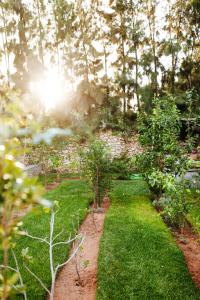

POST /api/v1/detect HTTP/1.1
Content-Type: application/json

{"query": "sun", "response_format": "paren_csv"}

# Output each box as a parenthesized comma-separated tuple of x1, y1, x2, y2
(29, 69, 69, 111)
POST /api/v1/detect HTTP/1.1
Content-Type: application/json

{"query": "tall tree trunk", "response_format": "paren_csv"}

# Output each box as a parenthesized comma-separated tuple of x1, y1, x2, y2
(1, 6, 10, 86)
(121, 21, 126, 120)
(134, 46, 140, 110)
(36, 0, 44, 65)
(147, 0, 158, 96)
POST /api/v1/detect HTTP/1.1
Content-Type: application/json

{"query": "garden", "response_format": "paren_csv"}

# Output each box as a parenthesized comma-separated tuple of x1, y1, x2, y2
(0, 0, 200, 299)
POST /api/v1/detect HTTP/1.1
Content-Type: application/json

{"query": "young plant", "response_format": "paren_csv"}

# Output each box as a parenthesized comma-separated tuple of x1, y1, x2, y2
(0, 90, 46, 299)
(154, 179, 191, 228)
(21, 203, 84, 300)
(79, 139, 111, 207)
(110, 152, 136, 180)
(49, 153, 63, 180)
(137, 96, 189, 195)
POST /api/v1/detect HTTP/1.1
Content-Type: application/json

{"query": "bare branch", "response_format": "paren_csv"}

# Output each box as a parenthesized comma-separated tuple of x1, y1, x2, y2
(0, 265, 18, 273)
(53, 229, 64, 242)
(53, 233, 83, 248)
(11, 249, 27, 300)
(24, 232, 49, 245)
(55, 235, 85, 274)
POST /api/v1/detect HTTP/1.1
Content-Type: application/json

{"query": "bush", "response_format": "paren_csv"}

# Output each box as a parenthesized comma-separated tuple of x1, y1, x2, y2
(79, 139, 111, 207)
(153, 179, 191, 227)
(110, 152, 136, 180)
(137, 96, 189, 195)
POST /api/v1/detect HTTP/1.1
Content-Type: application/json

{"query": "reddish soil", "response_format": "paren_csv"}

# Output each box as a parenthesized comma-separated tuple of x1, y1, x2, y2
(52, 197, 110, 300)
(173, 227, 200, 289)
(46, 182, 60, 190)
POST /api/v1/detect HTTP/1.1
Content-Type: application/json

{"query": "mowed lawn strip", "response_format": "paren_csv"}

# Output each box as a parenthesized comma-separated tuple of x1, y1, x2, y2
(97, 180, 200, 300)
(11, 179, 92, 300)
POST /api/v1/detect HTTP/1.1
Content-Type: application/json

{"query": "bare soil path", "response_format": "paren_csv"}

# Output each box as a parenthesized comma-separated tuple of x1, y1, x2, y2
(173, 227, 200, 289)
(52, 197, 110, 300)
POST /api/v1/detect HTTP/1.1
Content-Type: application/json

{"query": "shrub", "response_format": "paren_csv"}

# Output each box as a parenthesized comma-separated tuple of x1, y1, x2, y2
(79, 139, 111, 207)
(110, 152, 136, 180)
(153, 179, 191, 227)
(137, 96, 189, 195)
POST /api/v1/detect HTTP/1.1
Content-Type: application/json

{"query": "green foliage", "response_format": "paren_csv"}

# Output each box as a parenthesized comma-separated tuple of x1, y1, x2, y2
(0, 90, 46, 299)
(79, 139, 111, 206)
(185, 188, 200, 235)
(0, 87, 72, 299)
(110, 152, 136, 180)
(49, 153, 63, 172)
(137, 96, 193, 227)
(138, 97, 180, 158)
(153, 179, 191, 227)
(137, 96, 189, 193)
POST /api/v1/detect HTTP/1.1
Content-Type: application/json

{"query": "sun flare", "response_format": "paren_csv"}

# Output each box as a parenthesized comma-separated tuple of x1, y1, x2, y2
(30, 70, 69, 111)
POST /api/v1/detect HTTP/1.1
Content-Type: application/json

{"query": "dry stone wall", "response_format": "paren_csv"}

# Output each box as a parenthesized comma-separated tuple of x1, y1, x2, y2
(99, 131, 142, 158)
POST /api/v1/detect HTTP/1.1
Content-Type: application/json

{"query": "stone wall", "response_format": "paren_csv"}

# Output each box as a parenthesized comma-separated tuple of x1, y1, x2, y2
(23, 164, 42, 176)
(99, 131, 142, 158)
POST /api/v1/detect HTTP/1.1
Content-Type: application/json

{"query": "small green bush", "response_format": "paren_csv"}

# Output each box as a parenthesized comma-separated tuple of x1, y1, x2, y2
(137, 96, 189, 195)
(79, 139, 111, 207)
(110, 152, 136, 180)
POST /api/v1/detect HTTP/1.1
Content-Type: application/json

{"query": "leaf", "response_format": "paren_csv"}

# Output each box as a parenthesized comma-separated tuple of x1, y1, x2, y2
(43, 207, 51, 214)
(32, 128, 72, 144)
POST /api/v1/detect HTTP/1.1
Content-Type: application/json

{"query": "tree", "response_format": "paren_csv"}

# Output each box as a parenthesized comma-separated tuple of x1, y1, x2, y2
(79, 139, 110, 207)
(137, 96, 189, 194)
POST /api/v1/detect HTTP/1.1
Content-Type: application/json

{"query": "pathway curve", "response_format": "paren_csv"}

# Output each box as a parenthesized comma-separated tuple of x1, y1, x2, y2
(52, 197, 110, 300)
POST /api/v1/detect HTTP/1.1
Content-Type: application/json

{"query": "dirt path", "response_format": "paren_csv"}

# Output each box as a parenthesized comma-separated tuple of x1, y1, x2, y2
(173, 228, 200, 289)
(52, 197, 110, 300)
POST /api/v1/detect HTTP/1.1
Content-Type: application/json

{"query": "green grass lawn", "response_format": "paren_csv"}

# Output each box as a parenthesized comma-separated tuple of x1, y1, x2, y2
(97, 180, 200, 300)
(10, 179, 92, 299)
(38, 172, 80, 185)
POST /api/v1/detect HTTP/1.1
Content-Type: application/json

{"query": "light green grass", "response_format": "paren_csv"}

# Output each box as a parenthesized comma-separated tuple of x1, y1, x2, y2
(38, 172, 80, 184)
(97, 180, 200, 300)
(10, 179, 92, 299)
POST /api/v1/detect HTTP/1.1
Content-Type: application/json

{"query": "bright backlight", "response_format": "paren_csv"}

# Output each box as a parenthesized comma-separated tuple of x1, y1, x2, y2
(30, 70, 68, 111)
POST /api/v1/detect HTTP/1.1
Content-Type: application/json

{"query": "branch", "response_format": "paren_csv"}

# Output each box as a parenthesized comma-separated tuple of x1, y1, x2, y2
(53, 229, 64, 242)
(0, 265, 18, 273)
(12, 249, 27, 300)
(55, 235, 85, 274)
(53, 233, 83, 248)
(24, 232, 49, 245)
(23, 264, 50, 296)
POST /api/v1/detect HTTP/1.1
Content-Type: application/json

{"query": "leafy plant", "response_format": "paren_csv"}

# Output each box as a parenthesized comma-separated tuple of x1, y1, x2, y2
(153, 180, 191, 227)
(137, 96, 189, 195)
(0, 88, 71, 299)
(0, 90, 46, 299)
(79, 139, 111, 207)
(49, 153, 63, 180)
(110, 152, 136, 180)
